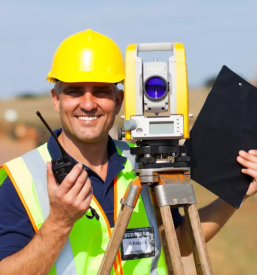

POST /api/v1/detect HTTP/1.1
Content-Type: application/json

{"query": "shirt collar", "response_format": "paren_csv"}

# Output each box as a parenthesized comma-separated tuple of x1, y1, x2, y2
(47, 128, 127, 167)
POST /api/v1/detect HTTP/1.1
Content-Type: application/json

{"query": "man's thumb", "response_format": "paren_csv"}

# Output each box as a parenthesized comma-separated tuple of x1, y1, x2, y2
(46, 162, 57, 189)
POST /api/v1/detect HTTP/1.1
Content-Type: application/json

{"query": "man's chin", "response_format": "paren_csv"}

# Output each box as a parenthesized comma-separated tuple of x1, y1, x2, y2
(75, 133, 106, 144)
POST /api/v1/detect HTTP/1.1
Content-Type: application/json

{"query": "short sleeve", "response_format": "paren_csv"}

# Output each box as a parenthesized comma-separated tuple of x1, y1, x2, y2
(0, 176, 35, 261)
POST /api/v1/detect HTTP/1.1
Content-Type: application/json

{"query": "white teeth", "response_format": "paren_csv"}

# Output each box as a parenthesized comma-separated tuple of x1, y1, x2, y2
(77, 116, 99, 121)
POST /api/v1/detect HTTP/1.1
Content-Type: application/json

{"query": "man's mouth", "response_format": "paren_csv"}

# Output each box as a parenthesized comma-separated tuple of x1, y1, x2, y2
(76, 115, 102, 121)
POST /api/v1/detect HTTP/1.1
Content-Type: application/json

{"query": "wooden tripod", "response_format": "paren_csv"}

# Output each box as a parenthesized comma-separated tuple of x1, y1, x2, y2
(98, 168, 213, 275)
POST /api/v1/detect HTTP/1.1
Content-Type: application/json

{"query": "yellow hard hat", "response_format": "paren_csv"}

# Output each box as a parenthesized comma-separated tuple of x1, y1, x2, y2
(47, 29, 124, 83)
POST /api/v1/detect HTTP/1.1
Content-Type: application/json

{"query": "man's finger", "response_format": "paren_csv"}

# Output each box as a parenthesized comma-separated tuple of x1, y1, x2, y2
(46, 162, 58, 192)
(76, 177, 93, 203)
(242, 168, 257, 179)
(238, 151, 257, 164)
(79, 191, 93, 212)
(60, 163, 84, 193)
(67, 169, 88, 197)
(237, 156, 257, 171)
(249, 150, 257, 157)
(239, 150, 257, 161)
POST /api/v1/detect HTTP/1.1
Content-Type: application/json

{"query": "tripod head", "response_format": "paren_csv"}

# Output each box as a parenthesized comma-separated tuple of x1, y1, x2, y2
(131, 139, 190, 169)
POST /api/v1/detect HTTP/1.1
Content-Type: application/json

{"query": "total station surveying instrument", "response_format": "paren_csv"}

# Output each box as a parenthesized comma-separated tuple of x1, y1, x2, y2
(98, 43, 213, 275)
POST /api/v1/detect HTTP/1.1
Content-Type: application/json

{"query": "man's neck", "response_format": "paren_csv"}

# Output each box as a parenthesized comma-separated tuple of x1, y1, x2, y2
(58, 130, 109, 181)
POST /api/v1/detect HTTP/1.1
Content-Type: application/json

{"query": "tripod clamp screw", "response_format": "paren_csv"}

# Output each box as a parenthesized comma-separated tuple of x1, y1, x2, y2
(120, 198, 126, 205)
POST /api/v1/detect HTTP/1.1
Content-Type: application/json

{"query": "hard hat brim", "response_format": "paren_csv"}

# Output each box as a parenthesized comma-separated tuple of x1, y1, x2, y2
(46, 73, 124, 84)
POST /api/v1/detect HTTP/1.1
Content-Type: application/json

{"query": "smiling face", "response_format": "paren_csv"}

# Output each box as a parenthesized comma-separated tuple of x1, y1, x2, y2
(51, 82, 124, 143)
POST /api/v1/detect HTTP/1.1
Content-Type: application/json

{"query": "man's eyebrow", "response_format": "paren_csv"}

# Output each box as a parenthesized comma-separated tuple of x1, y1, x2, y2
(63, 86, 83, 92)
(93, 86, 112, 90)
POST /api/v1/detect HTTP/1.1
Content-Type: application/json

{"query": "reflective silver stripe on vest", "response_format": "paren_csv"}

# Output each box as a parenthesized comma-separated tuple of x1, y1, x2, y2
(141, 186, 161, 275)
(114, 140, 138, 169)
(55, 239, 77, 275)
(114, 140, 160, 275)
(22, 150, 50, 220)
(21, 149, 77, 275)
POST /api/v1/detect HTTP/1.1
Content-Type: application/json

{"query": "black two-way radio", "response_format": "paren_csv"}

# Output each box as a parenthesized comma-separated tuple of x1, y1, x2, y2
(36, 111, 99, 221)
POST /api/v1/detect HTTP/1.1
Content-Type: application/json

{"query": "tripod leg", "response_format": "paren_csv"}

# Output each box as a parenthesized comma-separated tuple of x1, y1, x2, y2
(98, 177, 142, 275)
(149, 186, 174, 275)
(184, 204, 213, 275)
(159, 205, 185, 275)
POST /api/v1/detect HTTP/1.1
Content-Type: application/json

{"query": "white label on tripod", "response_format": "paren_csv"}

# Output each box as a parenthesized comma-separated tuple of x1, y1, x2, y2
(120, 227, 155, 261)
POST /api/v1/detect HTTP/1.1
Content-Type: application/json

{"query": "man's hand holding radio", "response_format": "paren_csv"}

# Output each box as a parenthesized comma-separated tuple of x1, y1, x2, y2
(46, 162, 93, 231)
(0, 163, 93, 275)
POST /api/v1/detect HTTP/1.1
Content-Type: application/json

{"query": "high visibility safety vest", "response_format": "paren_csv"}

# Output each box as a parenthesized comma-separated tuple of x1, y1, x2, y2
(0, 140, 167, 275)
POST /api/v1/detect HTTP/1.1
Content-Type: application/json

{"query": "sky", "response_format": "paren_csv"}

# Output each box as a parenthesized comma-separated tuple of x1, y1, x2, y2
(0, 0, 257, 98)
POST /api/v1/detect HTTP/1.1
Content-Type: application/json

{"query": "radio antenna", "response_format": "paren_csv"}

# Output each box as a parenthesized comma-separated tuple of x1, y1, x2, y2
(36, 111, 67, 158)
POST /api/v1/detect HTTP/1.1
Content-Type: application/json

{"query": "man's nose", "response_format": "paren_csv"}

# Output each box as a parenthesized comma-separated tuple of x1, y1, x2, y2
(80, 92, 97, 111)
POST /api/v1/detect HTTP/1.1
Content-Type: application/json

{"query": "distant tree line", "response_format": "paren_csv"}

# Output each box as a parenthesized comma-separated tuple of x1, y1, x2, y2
(16, 91, 49, 99)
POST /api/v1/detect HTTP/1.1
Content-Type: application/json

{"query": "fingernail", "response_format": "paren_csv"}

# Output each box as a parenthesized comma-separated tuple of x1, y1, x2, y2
(249, 150, 255, 154)
(239, 151, 245, 156)
(78, 163, 83, 169)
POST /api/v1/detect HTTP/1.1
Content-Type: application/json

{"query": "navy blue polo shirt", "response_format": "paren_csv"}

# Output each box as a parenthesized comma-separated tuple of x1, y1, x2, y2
(0, 129, 183, 261)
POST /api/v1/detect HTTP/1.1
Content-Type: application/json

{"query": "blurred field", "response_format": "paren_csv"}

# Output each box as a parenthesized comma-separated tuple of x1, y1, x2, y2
(1, 88, 257, 274)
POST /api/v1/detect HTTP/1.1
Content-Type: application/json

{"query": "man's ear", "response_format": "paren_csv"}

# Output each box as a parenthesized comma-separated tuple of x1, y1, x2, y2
(115, 90, 124, 115)
(51, 89, 60, 113)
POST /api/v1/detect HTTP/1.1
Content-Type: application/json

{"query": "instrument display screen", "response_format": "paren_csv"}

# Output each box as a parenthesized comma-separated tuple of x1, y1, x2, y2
(149, 121, 174, 135)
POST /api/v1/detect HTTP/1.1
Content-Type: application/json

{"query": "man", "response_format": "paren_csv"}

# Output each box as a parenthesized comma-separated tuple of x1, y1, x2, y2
(0, 29, 257, 275)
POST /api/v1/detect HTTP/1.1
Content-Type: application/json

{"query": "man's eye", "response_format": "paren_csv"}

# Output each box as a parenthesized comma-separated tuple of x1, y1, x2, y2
(95, 90, 109, 94)
(66, 90, 82, 95)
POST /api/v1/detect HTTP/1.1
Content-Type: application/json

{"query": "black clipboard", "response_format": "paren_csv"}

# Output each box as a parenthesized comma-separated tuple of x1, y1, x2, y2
(185, 65, 257, 208)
